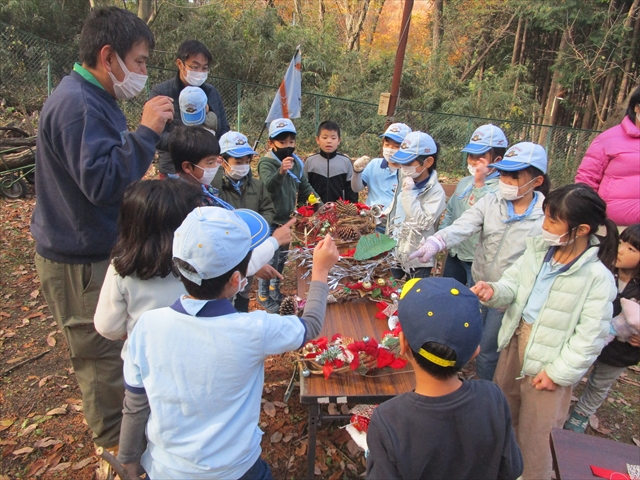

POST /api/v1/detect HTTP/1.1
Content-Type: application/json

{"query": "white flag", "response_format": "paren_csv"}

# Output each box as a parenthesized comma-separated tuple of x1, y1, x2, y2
(265, 47, 302, 124)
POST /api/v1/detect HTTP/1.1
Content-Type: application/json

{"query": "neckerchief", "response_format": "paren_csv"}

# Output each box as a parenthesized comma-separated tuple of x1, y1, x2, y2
(458, 169, 500, 199)
(502, 191, 539, 224)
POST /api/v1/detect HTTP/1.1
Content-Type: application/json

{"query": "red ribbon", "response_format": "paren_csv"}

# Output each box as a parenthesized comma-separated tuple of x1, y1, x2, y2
(590, 465, 630, 480)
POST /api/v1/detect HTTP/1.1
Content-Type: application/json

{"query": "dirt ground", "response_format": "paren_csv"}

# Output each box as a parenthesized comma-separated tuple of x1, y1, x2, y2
(1, 183, 639, 479)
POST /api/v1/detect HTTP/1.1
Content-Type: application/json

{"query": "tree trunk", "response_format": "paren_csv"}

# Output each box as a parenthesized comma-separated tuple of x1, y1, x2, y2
(432, 0, 444, 53)
(366, 0, 386, 46)
(538, 30, 568, 143)
(137, 0, 153, 23)
(319, 0, 325, 25)
(538, 31, 559, 124)
(581, 88, 595, 129)
(293, 0, 303, 24)
(345, 0, 371, 51)
(511, 15, 523, 66)
(0, 149, 35, 172)
(615, 1, 640, 106)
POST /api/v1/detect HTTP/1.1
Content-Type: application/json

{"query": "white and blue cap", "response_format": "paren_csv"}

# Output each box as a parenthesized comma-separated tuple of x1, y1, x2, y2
(219, 131, 257, 158)
(268, 118, 297, 138)
(390, 131, 438, 164)
(492, 142, 548, 174)
(380, 123, 412, 144)
(461, 124, 508, 154)
(179, 86, 208, 126)
(173, 207, 269, 285)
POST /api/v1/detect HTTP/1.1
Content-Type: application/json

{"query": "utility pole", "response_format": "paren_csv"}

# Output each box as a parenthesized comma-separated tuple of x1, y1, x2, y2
(384, 0, 414, 127)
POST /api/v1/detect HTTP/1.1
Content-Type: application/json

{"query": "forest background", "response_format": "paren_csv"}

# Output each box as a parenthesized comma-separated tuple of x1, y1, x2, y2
(0, 0, 639, 181)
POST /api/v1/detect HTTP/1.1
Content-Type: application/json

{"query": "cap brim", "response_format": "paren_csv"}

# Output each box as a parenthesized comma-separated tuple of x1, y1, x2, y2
(491, 160, 532, 171)
(269, 127, 297, 138)
(181, 109, 206, 126)
(380, 133, 405, 144)
(224, 146, 257, 157)
(461, 143, 492, 154)
(234, 209, 270, 250)
(390, 150, 417, 164)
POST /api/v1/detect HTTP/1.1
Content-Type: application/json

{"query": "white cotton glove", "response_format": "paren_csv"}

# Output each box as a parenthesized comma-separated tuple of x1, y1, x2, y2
(408, 235, 447, 263)
(401, 176, 415, 193)
(353, 156, 371, 173)
(204, 111, 218, 132)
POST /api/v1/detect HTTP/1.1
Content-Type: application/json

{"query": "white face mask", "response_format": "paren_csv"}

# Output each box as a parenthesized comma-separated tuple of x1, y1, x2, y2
(401, 165, 422, 179)
(185, 69, 208, 87)
(498, 177, 536, 201)
(541, 226, 574, 247)
(236, 274, 249, 295)
(192, 164, 218, 185)
(467, 165, 477, 176)
(107, 53, 148, 100)
(383, 147, 398, 162)
(227, 164, 251, 180)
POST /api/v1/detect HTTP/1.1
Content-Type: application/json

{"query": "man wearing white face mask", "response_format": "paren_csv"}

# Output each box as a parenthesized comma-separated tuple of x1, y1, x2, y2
(150, 40, 230, 178)
(31, 7, 174, 453)
(212, 131, 276, 312)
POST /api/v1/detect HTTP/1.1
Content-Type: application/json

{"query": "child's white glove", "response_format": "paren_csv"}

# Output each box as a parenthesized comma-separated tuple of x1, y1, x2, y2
(353, 156, 371, 173)
(401, 176, 415, 192)
(408, 235, 446, 263)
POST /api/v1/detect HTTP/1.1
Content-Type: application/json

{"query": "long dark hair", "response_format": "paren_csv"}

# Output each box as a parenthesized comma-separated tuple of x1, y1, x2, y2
(111, 179, 201, 280)
(543, 183, 618, 269)
(625, 85, 640, 124)
(618, 224, 640, 282)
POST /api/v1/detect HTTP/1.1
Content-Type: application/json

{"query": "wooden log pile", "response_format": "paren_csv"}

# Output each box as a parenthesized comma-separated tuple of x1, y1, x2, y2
(0, 127, 35, 172)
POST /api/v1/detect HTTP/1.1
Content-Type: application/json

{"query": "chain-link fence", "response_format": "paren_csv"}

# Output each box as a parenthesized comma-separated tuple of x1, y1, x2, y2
(1, 22, 601, 186)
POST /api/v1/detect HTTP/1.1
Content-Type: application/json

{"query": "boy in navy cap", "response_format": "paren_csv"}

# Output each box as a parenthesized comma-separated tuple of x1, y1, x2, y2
(118, 207, 339, 479)
(366, 277, 523, 480)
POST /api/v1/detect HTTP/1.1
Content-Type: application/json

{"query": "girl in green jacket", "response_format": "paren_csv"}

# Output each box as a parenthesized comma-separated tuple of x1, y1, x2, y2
(471, 183, 618, 480)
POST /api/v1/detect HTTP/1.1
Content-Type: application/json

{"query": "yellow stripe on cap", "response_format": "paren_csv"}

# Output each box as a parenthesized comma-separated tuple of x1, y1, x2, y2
(400, 278, 421, 299)
(418, 348, 455, 367)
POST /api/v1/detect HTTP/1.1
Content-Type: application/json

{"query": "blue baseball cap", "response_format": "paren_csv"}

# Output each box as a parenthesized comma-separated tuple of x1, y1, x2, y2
(398, 277, 482, 369)
(219, 131, 257, 158)
(173, 207, 269, 284)
(390, 131, 438, 164)
(269, 118, 297, 138)
(492, 142, 548, 174)
(380, 123, 412, 144)
(461, 124, 508, 154)
(179, 87, 208, 126)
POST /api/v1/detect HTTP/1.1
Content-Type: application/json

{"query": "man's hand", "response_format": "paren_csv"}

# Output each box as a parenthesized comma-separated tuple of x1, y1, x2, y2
(470, 281, 495, 302)
(254, 264, 284, 281)
(531, 370, 557, 391)
(272, 218, 296, 246)
(353, 156, 371, 173)
(140, 96, 174, 135)
(279, 158, 294, 175)
(311, 234, 339, 282)
(407, 236, 446, 263)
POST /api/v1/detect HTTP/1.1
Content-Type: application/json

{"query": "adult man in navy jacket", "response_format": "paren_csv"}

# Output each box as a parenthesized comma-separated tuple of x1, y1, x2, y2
(31, 7, 173, 450)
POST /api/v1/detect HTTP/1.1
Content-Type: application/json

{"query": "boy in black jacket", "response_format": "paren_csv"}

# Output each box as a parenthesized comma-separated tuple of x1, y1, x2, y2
(304, 121, 358, 203)
(366, 278, 523, 480)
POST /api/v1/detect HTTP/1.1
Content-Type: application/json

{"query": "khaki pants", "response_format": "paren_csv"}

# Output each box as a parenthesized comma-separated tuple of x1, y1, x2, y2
(494, 321, 572, 480)
(35, 253, 124, 448)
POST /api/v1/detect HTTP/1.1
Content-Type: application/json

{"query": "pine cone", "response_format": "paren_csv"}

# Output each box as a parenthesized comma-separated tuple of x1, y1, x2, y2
(335, 200, 358, 217)
(279, 296, 299, 316)
(336, 225, 361, 242)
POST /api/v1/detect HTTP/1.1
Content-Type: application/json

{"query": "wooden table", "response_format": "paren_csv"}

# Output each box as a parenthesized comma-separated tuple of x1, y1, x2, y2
(297, 267, 415, 479)
(550, 427, 640, 479)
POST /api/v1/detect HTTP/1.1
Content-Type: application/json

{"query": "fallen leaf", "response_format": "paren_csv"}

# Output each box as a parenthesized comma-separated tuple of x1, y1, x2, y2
(589, 415, 599, 430)
(47, 452, 63, 467)
(2, 445, 15, 458)
(295, 443, 307, 456)
(30, 289, 39, 299)
(0, 440, 16, 446)
(329, 470, 343, 480)
(340, 404, 350, 415)
(26, 458, 47, 476)
(0, 419, 14, 432)
(328, 403, 339, 415)
(46, 335, 56, 347)
(63, 434, 74, 444)
(595, 426, 612, 435)
(48, 462, 71, 472)
(347, 439, 360, 457)
(314, 465, 321, 476)
(19, 424, 37, 436)
(0, 312, 10, 317)
(46, 404, 68, 416)
(38, 375, 53, 388)
(72, 456, 96, 470)
(263, 401, 276, 418)
(270, 431, 283, 443)
(6, 356, 26, 364)
(34, 437, 62, 448)
(283, 434, 294, 443)
(633, 437, 640, 447)
(12, 446, 34, 455)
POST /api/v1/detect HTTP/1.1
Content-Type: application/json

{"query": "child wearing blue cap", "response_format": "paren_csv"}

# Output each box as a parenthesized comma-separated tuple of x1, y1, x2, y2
(117, 208, 339, 479)
(471, 184, 618, 479)
(257, 118, 320, 313)
(212, 131, 276, 311)
(304, 121, 359, 203)
(366, 277, 523, 480)
(410, 142, 550, 381)
(439, 124, 508, 286)
(351, 123, 411, 232)
(385, 131, 446, 279)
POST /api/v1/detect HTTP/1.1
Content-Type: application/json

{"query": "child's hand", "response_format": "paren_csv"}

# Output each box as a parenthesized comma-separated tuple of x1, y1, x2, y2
(408, 236, 446, 263)
(474, 156, 491, 187)
(470, 281, 494, 302)
(272, 218, 296, 246)
(312, 234, 339, 282)
(254, 264, 284, 281)
(402, 176, 415, 192)
(628, 334, 640, 347)
(531, 370, 557, 391)
(353, 156, 371, 173)
(279, 158, 294, 175)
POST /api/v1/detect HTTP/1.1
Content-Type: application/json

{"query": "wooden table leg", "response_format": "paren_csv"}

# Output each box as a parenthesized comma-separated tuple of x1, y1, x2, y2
(307, 403, 320, 480)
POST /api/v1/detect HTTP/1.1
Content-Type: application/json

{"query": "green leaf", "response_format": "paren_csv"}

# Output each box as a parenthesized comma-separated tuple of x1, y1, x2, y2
(353, 233, 397, 261)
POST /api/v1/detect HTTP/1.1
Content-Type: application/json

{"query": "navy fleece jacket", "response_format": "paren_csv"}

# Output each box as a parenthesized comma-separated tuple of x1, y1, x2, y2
(31, 70, 159, 264)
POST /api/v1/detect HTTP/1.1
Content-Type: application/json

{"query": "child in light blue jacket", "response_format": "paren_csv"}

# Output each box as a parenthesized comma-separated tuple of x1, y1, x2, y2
(471, 183, 618, 480)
